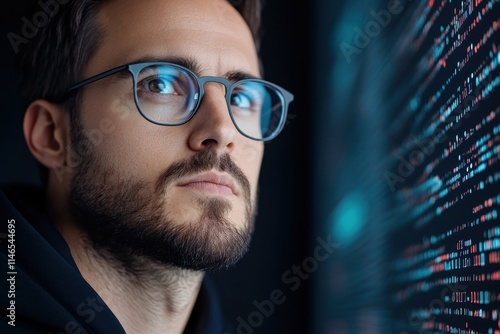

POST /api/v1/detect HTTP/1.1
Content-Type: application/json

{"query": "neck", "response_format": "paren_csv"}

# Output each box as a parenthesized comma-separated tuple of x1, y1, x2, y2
(55, 217, 203, 334)
(78, 241, 203, 334)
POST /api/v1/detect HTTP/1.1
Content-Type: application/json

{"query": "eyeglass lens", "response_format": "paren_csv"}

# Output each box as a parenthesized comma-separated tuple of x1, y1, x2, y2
(134, 64, 285, 140)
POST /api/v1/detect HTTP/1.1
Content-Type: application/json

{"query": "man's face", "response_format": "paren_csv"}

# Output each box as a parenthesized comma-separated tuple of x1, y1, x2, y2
(68, 0, 264, 270)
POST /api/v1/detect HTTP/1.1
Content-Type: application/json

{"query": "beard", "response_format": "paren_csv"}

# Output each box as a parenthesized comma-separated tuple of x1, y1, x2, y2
(68, 117, 256, 272)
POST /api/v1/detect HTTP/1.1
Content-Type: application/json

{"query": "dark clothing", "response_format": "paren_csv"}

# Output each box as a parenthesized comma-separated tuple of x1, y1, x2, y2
(0, 185, 227, 334)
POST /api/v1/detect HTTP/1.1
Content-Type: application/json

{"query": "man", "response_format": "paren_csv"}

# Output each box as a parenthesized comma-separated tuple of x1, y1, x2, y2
(0, 0, 293, 333)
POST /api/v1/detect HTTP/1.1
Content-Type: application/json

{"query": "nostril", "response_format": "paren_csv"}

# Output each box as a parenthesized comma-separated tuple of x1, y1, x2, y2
(202, 138, 218, 147)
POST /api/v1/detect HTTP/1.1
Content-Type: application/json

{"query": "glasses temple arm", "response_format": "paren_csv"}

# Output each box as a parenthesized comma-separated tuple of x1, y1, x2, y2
(57, 65, 129, 102)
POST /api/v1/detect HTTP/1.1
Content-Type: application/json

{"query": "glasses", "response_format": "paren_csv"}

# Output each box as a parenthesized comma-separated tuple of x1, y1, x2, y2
(62, 62, 294, 141)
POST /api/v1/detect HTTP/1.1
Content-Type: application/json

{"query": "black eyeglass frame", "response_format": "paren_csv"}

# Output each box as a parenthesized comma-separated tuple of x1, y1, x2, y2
(62, 62, 294, 141)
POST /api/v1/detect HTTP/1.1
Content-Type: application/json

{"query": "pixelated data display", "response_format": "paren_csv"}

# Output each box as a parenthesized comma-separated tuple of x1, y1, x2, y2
(388, 0, 500, 333)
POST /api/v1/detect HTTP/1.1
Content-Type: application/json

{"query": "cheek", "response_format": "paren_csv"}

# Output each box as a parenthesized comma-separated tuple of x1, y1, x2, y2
(78, 95, 188, 180)
(235, 142, 264, 190)
(104, 127, 188, 179)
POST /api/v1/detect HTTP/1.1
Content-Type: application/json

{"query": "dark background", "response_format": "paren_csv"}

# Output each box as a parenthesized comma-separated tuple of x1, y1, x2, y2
(0, 1, 313, 333)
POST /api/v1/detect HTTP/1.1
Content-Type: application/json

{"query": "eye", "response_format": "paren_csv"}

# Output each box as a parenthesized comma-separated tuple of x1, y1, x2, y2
(231, 91, 253, 109)
(144, 76, 177, 95)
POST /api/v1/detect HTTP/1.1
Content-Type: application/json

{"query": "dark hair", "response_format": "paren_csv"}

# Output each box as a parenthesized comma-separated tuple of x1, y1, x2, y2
(15, 0, 261, 185)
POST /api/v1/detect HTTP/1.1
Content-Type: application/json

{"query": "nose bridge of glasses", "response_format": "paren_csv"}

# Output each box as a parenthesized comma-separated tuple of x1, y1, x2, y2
(198, 76, 231, 97)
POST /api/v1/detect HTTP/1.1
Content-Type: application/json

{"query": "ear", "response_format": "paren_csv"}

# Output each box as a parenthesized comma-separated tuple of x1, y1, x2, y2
(23, 100, 69, 169)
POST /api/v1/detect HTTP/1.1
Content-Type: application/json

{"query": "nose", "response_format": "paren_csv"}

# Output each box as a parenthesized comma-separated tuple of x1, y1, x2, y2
(186, 82, 238, 153)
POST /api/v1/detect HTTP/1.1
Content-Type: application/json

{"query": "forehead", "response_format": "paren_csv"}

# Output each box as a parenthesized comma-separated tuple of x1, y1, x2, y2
(85, 0, 260, 78)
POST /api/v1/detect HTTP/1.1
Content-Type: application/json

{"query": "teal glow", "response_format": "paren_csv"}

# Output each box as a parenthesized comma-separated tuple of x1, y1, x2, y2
(330, 192, 367, 244)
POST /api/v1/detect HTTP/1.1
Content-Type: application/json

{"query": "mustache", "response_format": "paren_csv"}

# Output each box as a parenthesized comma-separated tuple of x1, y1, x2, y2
(156, 149, 251, 200)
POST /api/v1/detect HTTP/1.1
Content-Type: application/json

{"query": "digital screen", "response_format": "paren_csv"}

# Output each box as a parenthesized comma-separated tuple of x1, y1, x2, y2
(312, 0, 499, 333)
(386, 0, 500, 332)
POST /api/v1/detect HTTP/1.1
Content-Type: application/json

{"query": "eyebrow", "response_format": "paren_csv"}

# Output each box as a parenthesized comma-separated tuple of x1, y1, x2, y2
(127, 55, 260, 81)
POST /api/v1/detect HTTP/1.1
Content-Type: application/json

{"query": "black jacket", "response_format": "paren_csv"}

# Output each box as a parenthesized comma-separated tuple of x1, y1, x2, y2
(0, 185, 227, 334)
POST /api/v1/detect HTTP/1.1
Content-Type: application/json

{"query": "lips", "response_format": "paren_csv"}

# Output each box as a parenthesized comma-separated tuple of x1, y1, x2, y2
(177, 172, 238, 196)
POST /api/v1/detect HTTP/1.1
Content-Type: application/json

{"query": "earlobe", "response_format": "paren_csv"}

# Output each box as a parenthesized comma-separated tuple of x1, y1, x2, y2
(23, 100, 69, 169)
